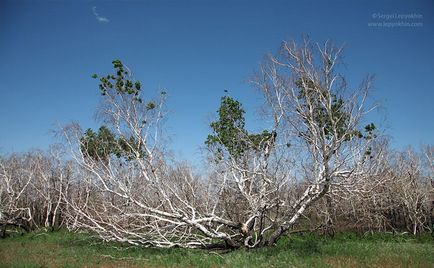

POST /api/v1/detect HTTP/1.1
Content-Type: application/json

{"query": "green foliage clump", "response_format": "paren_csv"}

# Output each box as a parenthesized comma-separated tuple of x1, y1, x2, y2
(80, 126, 116, 161)
(92, 59, 142, 103)
(249, 130, 275, 150)
(206, 96, 274, 160)
(296, 77, 350, 140)
(295, 77, 376, 142)
(80, 126, 145, 161)
(206, 96, 247, 159)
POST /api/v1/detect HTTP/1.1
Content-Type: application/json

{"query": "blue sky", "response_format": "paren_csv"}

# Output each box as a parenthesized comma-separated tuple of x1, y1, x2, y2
(0, 0, 433, 163)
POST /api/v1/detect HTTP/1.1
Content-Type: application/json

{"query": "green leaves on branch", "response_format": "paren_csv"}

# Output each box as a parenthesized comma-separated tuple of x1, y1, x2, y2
(248, 130, 275, 150)
(364, 123, 376, 139)
(206, 96, 274, 160)
(93, 60, 142, 102)
(80, 126, 146, 162)
(296, 77, 349, 140)
(80, 126, 115, 161)
(146, 101, 156, 110)
(85, 61, 159, 162)
(295, 77, 376, 142)
(206, 96, 246, 159)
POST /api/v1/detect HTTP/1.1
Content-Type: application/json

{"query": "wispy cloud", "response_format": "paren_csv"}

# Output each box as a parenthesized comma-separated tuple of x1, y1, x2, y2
(92, 6, 109, 23)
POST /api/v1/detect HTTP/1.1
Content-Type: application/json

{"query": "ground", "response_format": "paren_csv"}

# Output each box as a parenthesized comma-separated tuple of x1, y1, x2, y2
(0, 230, 433, 267)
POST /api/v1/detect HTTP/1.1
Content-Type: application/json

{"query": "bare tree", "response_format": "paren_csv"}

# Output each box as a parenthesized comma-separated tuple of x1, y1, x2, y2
(380, 147, 432, 234)
(0, 148, 70, 236)
(306, 142, 433, 235)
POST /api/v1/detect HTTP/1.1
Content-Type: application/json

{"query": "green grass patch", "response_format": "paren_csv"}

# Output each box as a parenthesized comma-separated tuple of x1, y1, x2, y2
(0, 230, 433, 267)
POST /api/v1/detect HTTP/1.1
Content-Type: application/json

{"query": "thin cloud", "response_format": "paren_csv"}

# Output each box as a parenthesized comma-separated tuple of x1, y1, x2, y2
(92, 6, 109, 23)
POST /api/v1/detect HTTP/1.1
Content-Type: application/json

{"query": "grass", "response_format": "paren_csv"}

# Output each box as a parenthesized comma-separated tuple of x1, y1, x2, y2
(0, 230, 433, 267)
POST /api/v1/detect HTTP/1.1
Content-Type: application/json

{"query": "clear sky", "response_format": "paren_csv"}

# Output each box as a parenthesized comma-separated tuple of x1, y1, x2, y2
(1, 0, 433, 163)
